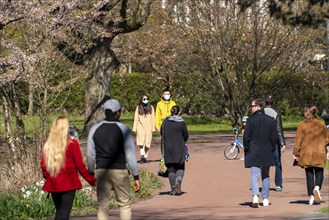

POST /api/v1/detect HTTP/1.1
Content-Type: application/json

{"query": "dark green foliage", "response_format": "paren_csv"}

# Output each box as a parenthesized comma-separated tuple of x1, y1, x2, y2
(50, 77, 86, 113)
(6, 70, 329, 119)
(239, 0, 329, 27)
(110, 71, 220, 116)
(110, 72, 163, 112)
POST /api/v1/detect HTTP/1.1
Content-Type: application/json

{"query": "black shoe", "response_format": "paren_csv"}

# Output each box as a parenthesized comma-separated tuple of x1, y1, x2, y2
(140, 156, 144, 164)
(143, 158, 148, 163)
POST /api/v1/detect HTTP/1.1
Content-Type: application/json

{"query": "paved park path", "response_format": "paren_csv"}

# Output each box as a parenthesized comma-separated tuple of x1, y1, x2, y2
(73, 132, 329, 220)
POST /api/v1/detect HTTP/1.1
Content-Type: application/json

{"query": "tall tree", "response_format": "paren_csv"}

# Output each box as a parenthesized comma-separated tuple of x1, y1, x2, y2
(44, 1, 153, 136)
(112, 1, 207, 113)
(177, 1, 320, 126)
(1, 0, 154, 137)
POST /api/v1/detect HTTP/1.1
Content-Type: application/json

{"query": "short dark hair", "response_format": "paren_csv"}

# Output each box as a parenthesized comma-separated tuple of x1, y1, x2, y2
(253, 98, 265, 108)
(265, 95, 274, 105)
(105, 109, 115, 118)
(163, 88, 170, 93)
(105, 108, 121, 118)
(171, 106, 180, 115)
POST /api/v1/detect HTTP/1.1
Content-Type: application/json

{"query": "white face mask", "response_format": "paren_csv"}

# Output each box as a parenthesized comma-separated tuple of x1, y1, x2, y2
(142, 100, 149, 104)
(163, 95, 170, 100)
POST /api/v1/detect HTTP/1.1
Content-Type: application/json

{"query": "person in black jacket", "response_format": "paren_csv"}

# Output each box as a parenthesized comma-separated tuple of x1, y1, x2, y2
(161, 106, 189, 196)
(264, 95, 286, 192)
(243, 98, 278, 208)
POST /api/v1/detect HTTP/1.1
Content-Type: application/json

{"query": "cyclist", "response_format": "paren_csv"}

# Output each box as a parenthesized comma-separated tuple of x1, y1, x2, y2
(234, 116, 248, 135)
(241, 116, 249, 134)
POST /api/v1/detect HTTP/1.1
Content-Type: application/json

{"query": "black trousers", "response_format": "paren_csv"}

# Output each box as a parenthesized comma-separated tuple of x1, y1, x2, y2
(51, 190, 76, 220)
(305, 167, 324, 196)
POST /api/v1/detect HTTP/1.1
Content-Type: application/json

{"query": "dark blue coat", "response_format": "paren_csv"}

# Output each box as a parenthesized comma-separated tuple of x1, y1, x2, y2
(243, 109, 278, 168)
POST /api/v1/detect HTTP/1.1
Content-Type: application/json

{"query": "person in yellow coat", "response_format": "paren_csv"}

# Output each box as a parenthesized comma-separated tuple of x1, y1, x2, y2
(155, 89, 176, 131)
(155, 88, 176, 158)
(133, 95, 155, 163)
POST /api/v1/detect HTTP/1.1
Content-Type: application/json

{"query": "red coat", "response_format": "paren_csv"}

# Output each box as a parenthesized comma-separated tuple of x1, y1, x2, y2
(41, 139, 96, 192)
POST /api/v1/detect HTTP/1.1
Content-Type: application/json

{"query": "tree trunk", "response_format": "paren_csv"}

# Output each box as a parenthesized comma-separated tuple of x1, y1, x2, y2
(27, 82, 34, 116)
(9, 83, 26, 144)
(40, 81, 48, 142)
(2, 93, 17, 164)
(82, 41, 120, 138)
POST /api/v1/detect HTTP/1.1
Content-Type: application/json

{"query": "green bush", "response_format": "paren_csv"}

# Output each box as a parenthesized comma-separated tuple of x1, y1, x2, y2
(0, 169, 162, 220)
(0, 182, 55, 220)
(130, 169, 163, 200)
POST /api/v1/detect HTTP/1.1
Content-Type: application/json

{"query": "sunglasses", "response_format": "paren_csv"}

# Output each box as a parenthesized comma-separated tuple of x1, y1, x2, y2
(143, 98, 149, 101)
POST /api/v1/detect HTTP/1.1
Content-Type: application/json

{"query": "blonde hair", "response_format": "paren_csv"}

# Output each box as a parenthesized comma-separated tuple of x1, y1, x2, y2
(304, 105, 318, 119)
(43, 116, 69, 178)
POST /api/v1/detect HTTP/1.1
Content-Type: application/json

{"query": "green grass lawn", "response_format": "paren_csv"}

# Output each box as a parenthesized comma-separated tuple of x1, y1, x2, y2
(0, 113, 305, 137)
(117, 114, 302, 134)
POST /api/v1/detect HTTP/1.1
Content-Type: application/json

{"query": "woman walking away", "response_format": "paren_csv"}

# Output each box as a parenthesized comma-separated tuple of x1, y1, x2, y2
(41, 116, 96, 220)
(161, 106, 189, 195)
(293, 105, 329, 205)
(133, 94, 155, 163)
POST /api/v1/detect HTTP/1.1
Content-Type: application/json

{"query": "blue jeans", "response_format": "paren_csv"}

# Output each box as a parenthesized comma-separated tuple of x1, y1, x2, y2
(273, 144, 283, 188)
(251, 166, 270, 199)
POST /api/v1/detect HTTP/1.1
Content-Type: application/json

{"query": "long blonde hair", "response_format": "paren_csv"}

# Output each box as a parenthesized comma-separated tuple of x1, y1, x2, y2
(43, 116, 69, 178)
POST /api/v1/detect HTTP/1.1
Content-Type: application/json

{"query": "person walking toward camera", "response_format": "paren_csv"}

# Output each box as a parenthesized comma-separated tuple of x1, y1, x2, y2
(133, 95, 155, 163)
(41, 116, 96, 220)
(293, 105, 329, 205)
(243, 99, 278, 208)
(161, 106, 189, 195)
(155, 88, 176, 132)
(87, 99, 140, 220)
(264, 95, 286, 192)
(155, 88, 176, 159)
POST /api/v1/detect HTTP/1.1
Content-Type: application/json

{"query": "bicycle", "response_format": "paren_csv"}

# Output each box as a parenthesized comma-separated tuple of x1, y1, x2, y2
(224, 128, 244, 160)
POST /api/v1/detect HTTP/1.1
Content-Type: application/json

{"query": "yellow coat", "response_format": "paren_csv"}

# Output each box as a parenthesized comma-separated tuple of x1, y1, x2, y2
(155, 99, 176, 129)
(132, 106, 155, 148)
(293, 118, 329, 168)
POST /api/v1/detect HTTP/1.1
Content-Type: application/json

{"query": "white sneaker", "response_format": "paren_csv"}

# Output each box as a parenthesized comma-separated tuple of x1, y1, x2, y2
(262, 199, 269, 207)
(313, 186, 322, 204)
(309, 195, 315, 205)
(252, 195, 259, 208)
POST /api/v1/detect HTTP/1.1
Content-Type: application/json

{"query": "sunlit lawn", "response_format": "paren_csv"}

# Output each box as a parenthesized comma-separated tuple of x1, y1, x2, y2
(0, 112, 304, 137)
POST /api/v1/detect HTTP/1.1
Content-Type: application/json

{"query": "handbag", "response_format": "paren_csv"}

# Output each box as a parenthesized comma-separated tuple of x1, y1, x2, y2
(293, 159, 298, 166)
(185, 145, 190, 161)
(157, 157, 168, 177)
(158, 122, 168, 177)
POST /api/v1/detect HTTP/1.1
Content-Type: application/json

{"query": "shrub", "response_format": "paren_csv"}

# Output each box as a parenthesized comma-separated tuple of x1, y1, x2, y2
(0, 181, 55, 220)
(0, 169, 162, 220)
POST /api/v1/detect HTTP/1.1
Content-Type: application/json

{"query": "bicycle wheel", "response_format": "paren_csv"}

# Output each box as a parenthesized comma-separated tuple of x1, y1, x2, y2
(224, 144, 239, 160)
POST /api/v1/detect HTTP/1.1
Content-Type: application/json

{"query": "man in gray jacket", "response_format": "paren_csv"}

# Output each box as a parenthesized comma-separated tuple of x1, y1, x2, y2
(264, 95, 286, 192)
(87, 99, 140, 220)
